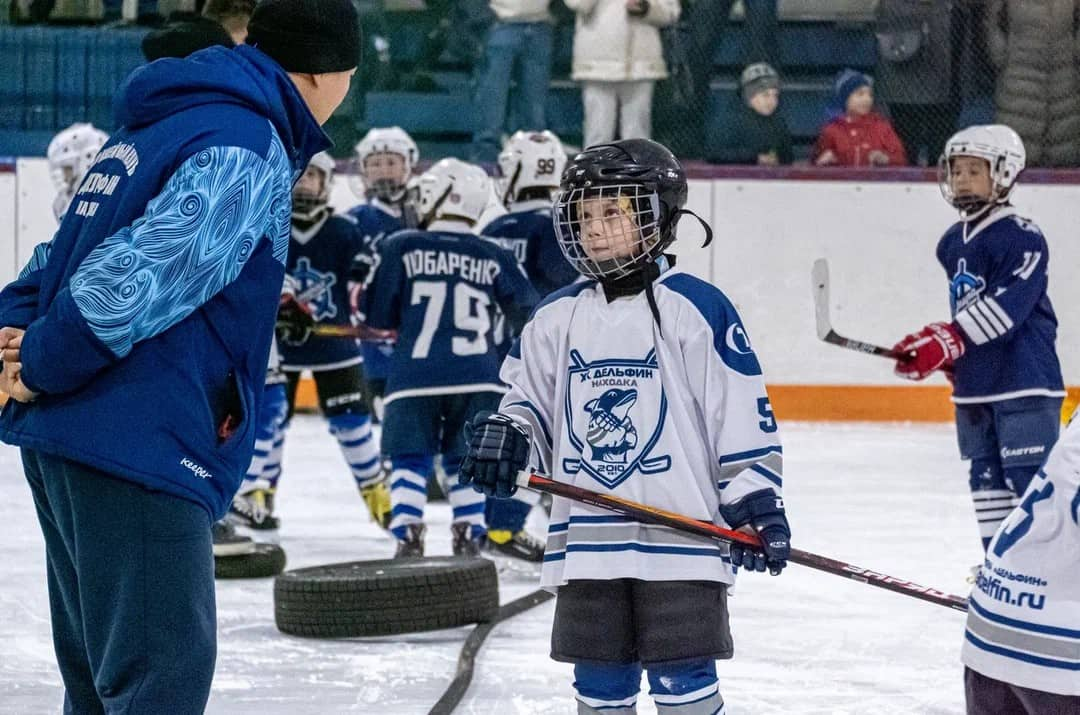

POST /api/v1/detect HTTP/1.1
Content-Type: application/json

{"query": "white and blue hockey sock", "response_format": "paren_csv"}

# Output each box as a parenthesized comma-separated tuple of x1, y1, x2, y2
(444, 457, 486, 541)
(969, 458, 1016, 551)
(647, 659, 724, 715)
(244, 383, 288, 485)
(573, 661, 641, 715)
(328, 412, 382, 489)
(262, 421, 286, 490)
(389, 454, 434, 541)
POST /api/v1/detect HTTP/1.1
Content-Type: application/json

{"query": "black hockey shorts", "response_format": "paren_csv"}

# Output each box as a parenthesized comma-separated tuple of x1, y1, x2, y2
(381, 391, 502, 460)
(283, 364, 372, 421)
(551, 579, 733, 665)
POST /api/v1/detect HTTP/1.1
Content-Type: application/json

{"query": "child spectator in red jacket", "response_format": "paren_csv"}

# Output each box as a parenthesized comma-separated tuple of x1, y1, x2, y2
(814, 69, 907, 167)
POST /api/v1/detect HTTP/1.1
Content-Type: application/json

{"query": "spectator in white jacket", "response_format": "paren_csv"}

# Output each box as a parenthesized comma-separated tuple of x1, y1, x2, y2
(566, 0, 680, 147)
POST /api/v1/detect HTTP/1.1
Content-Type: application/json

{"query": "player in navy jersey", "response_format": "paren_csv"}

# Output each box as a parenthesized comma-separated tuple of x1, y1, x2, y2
(891, 125, 1064, 551)
(365, 158, 539, 557)
(238, 152, 391, 530)
(346, 127, 420, 405)
(485, 130, 578, 297)
(476, 131, 580, 561)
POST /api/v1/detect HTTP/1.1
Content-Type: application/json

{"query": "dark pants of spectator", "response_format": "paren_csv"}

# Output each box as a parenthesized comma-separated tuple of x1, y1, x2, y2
(23, 448, 216, 715)
(471, 20, 553, 162)
(655, 0, 777, 158)
(965, 667, 1080, 714)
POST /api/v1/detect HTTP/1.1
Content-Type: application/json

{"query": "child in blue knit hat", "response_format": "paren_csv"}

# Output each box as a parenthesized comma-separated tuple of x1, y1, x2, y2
(813, 68, 907, 167)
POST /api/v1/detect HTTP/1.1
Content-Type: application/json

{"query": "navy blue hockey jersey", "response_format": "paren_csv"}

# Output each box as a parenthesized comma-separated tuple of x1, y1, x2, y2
(365, 229, 539, 400)
(279, 212, 367, 370)
(937, 207, 1064, 403)
(348, 200, 405, 381)
(481, 201, 578, 297)
(348, 200, 404, 249)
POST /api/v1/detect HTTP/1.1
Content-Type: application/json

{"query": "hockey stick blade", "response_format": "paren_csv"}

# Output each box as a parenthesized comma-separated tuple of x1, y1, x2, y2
(518, 473, 969, 613)
(812, 258, 905, 360)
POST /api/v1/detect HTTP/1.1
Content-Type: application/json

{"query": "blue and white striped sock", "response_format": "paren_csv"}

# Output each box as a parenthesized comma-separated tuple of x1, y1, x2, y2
(389, 454, 434, 541)
(328, 412, 382, 489)
(444, 457, 486, 540)
(262, 422, 286, 490)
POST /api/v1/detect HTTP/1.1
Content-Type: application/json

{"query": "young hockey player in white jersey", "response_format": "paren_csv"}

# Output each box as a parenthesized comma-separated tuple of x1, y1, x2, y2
(962, 411, 1080, 712)
(890, 126, 1064, 552)
(46, 123, 109, 221)
(365, 159, 538, 558)
(347, 127, 420, 404)
(461, 139, 791, 715)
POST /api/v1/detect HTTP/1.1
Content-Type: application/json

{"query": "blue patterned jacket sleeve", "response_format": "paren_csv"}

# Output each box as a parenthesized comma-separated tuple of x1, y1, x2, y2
(18, 145, 292, 395)
(0, 241, 53, 329)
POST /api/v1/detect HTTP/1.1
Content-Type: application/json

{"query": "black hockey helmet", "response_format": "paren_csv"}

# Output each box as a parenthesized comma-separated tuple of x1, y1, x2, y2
(554, 139, 693, 281)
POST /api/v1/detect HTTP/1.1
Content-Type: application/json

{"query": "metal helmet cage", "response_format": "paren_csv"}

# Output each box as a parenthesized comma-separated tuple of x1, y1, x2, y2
(292, 152, 335, 219)
(938, 125, 1026, 215)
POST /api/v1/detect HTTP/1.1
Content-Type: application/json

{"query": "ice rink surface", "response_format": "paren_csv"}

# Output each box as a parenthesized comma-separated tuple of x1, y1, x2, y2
(0, 417, 983, 714)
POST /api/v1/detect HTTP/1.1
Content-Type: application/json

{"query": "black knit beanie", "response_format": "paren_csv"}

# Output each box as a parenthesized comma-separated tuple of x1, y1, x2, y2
(246, 0, 361, 74)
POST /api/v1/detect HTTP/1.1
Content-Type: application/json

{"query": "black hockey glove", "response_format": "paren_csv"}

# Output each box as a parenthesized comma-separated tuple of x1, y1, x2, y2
(459, 411, 531, 499)
(719, 489, 790, 575)
(276, 295, 315, 346)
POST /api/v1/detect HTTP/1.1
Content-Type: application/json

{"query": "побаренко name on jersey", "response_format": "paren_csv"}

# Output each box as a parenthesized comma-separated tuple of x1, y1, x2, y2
(402, 249, 502, 285)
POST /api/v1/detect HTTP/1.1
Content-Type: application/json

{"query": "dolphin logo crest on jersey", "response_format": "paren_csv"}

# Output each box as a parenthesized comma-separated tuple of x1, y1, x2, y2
(950, 258, 987, 313)
(291, 256, 338, 321)
(584, 389, 638, 463)
(564, 349, 671, 488)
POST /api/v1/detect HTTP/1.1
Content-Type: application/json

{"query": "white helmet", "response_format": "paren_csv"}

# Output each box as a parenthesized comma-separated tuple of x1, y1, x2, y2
(353, 126, 419, 202)
(47, 122, 109, 219)
(497, 130, 566, 206)
(293, 151, 335, 219)
(415, 158, 491, 228)
(939, 124, 1026, 214)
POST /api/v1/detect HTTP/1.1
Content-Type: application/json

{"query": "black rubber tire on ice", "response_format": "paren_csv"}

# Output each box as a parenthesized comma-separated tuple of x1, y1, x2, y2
(273, 556, 499, 638)
(214, 543, 287, 579)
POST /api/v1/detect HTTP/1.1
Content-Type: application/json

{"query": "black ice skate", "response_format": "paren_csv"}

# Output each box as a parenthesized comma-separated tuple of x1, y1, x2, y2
(212, 520, 257, 557)
(484, 529, 545, 563)
(394, 524, 426, 559)
(451, 523, 483, 558)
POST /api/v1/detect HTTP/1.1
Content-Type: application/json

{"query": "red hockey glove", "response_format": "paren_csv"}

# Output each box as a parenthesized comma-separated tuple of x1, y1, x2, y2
(892, 322, 965, 381)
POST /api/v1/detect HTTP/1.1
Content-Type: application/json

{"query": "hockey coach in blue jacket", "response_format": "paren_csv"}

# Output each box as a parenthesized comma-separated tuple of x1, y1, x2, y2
(0, 0, 359, 711)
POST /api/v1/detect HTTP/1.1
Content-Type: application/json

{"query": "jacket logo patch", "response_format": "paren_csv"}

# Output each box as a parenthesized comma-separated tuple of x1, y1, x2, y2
(564, 349, 670, 489)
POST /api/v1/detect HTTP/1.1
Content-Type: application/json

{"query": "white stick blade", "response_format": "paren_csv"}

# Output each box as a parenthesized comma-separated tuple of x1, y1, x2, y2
(811, 258, 833, 340)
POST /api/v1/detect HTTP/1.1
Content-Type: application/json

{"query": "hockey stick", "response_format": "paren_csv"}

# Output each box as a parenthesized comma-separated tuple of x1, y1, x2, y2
(307, 323, 395, 341)
(428, 588, 555, 715)
(812, 258, 909, 360)
(518, 473, 969, 613)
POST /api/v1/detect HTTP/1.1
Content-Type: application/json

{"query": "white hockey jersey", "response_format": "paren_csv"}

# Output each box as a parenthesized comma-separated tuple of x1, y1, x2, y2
(499, 267, 783, 588)
(962, 413, 1080, 696)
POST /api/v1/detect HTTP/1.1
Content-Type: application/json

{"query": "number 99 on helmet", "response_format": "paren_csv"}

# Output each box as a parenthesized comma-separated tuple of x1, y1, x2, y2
(497, 130, 567, 207)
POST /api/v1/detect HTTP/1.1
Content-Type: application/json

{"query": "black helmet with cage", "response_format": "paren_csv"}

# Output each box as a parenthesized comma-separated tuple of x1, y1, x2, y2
(554, 139, 691, 283)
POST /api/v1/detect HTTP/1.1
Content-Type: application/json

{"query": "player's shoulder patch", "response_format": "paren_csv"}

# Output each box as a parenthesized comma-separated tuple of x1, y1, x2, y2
(659, 272, 762, 377)
(1008, 214, 1043, 237)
